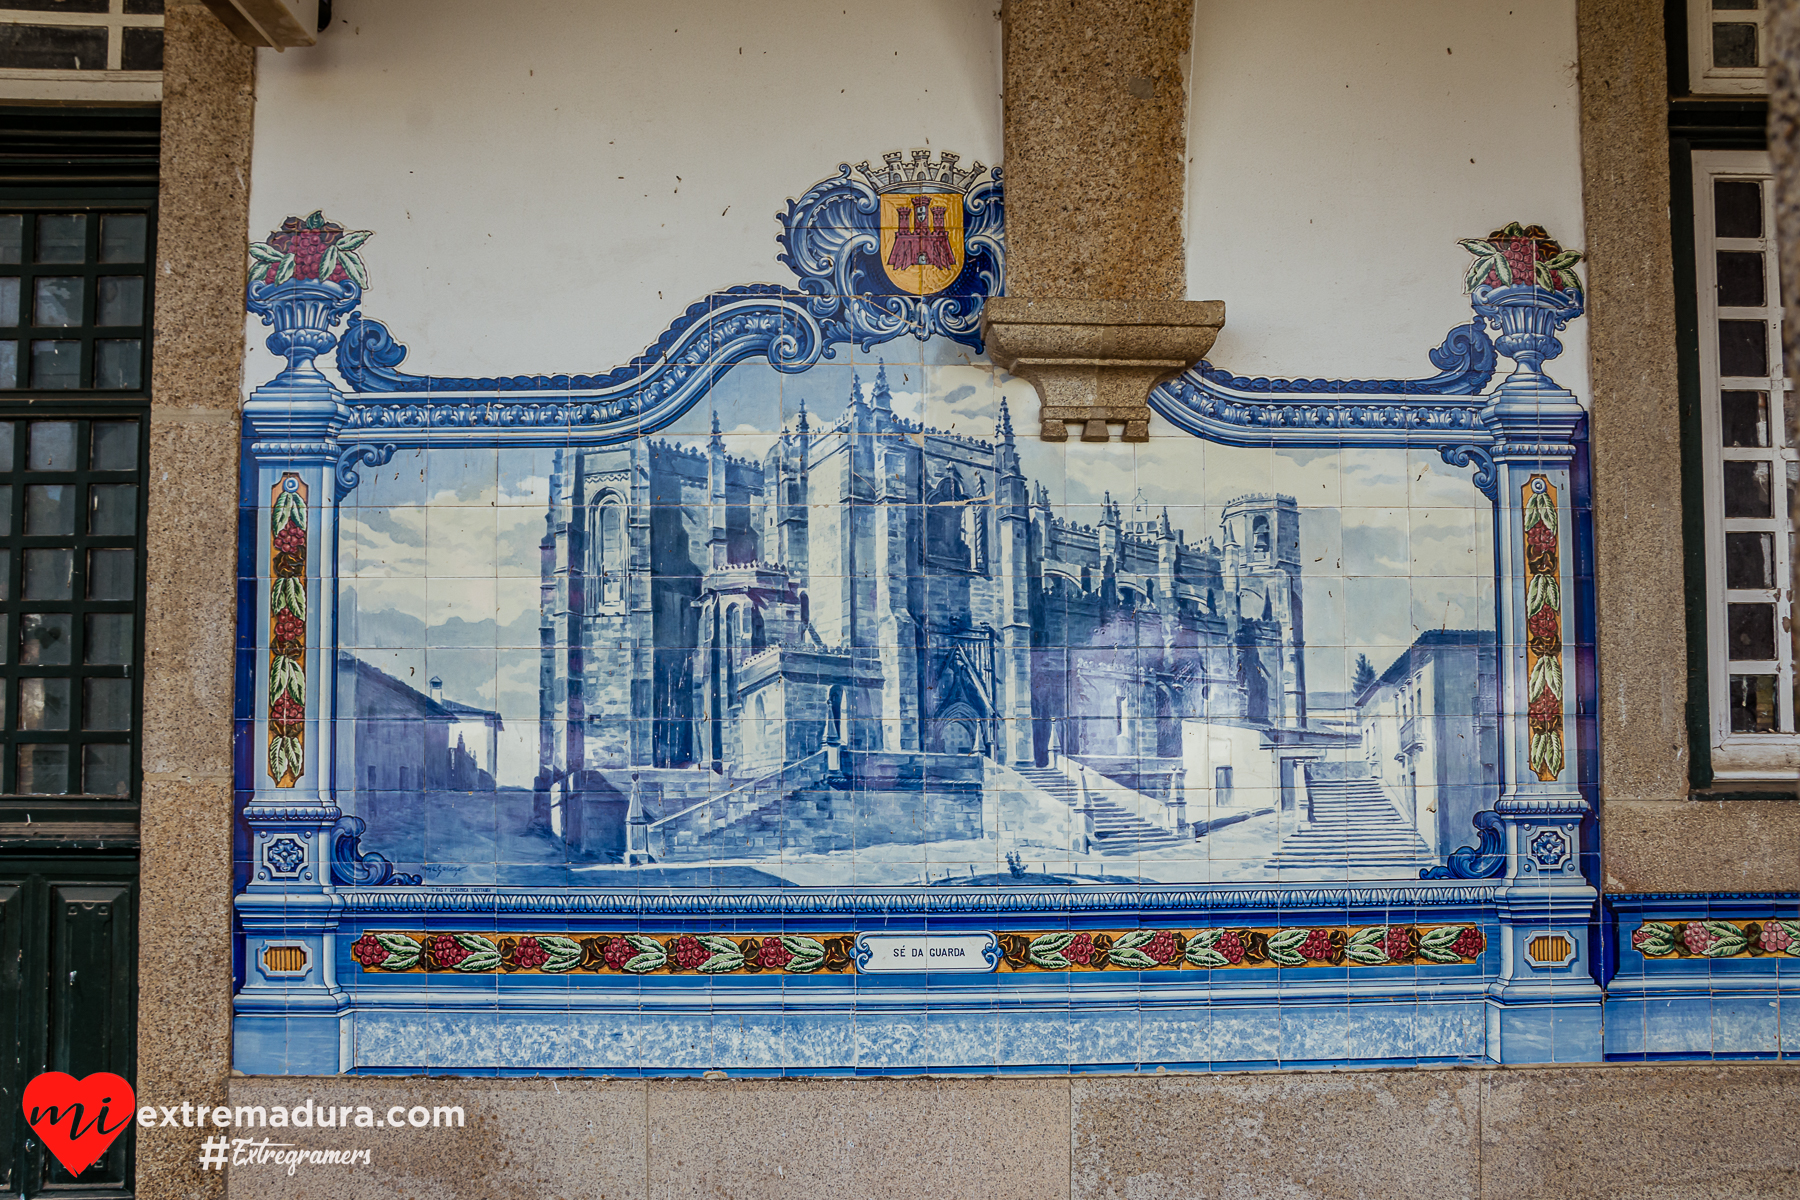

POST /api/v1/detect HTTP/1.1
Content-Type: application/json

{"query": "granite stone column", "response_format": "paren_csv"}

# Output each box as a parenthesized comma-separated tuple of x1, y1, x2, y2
(137, 2, 254, 1197)
(982, 0, 1224, 441)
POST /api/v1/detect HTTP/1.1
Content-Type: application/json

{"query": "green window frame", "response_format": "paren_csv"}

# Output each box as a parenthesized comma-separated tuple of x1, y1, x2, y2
(0, 185, 152, 819)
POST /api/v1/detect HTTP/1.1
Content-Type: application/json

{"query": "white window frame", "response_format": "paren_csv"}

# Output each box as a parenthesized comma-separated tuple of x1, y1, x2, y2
(1693, 149, 1800, 779)
(0, 1, 162, 104)
(1688, 0, 1770, 96)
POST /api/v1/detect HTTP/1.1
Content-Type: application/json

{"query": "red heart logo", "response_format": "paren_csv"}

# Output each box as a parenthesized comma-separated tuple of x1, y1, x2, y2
(21, 1072, 134, 1177)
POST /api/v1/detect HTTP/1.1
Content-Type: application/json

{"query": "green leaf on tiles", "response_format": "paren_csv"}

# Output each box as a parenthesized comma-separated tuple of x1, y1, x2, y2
(1529, 731, 1565, 779)
(1183, 929, 1228, 969)
(780, 935, 827, 972)
(1634, 921, 1676, 957)
(1780, 921, 1800, 950)
(1526, 572, 1560, 618)
(1343, 926, 1388, 966)
(1529, 655, 1563, 702)
(696, 934, 745, 974)
(275, 253, 297, 285)
(271, 654, 307, 698)
(334, 230, 373, 252)
(273, 490, 308, 530)
(536, 935, 582, 973)
(1266, 928, 1308, 967)
(375, 933, 421, 970)
(1703, 920, 1749, 957)
(1545, 250, 1583, 269)
(1028, 930, 1077, 969)
(271, 577, 308, 616)
(248, 241, 284, 264)
(303, 210, 325, 229)
(621, 934, 666, 974)
(317, 247, 340, 284)
(340, 251, 369, 289)
(1106, 946, 1158, 969)
(1524, 490, 1557, 532)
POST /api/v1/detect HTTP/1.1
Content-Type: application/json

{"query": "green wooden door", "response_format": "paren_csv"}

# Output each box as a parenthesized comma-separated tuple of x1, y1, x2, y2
(0, 856, 137, 1198)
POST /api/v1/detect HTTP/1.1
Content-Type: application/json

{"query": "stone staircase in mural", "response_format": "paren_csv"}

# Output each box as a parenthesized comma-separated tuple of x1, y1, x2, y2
(1011, 765, 1188, 854)
(648, 751, 831, 861)
(1264, 776, 1431, 870)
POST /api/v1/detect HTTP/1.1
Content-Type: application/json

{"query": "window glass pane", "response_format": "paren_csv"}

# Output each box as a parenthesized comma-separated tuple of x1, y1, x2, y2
(29, 340, 79, 389)
(87, 548, 132, 600)
(0, 0, 108, 12)
(22, 547, 69, 599)
(1719, 320, 1770, 376)
(20, 613, 69, 666)
(34, 215, 84, 263)
(0, 422, 14, 468)
(32, 277, 81, 327)
(83, 679, 130, 736)
(18, 744, 69, 794)
(0, 550, 9, 602)
(18, 678, 69, 731)
(94, 340, 141, 390)
(83, 614, 130, 665)
(0, 24, 105, 71)
(121, 26, 163, 72)
(1730, 674, 1778, 731)
(24, 484, 73, 536)
(0, 342, 18, 389)
(1720, 390, 1769, 446)
(1717, 250, 1766, 307)
(0, 488, 13, 536)
(0, 278, 19, 328)
(123, 0, 164, 13)
(1728, 602, 1777, 659)
(0, 215, 22, 265)
(99, 214, 147, 264)
(1723, 459, 1772, 517)
(1716, 181, 1763, 238)
(83, 678, 129, 731)
(96, 277, 142, 326)
(1725, 530, 1776, 588)
(27, 421, 74, 470)
(1714, 22, 1760, 67)
(83, 744, 128, 796)
(1715, 0, 1757, 9)
(90, 421, 136, 471)
(88, 484, 135, 536)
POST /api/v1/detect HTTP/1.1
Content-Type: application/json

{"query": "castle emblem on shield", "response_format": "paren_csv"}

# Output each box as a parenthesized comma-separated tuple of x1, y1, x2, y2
(860, 150, 984, 296)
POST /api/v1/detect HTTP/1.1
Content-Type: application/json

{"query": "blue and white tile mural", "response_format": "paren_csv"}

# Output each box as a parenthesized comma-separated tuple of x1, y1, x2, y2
(233, 156, 1610, 1075)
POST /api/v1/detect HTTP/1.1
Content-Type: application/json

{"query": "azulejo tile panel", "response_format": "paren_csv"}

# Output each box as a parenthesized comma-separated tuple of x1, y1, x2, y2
(232, 161, 1630, 1075)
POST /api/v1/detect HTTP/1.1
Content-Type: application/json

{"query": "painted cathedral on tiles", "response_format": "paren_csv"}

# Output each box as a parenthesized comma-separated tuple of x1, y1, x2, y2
(534, 365, 1308, 861)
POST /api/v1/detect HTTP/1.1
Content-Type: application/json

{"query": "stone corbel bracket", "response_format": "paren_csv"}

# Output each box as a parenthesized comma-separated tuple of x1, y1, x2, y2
(981, 298, 1226, 442)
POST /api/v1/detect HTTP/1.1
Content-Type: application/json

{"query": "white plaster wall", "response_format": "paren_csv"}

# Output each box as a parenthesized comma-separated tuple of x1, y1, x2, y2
(1185, 0, 1589, 397)
(244, 0, 1002, 391)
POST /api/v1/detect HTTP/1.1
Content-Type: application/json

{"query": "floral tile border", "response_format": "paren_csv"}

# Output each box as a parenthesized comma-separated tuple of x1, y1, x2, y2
(1631, 919, 1800, 960)
(348, 923, 1489, 977)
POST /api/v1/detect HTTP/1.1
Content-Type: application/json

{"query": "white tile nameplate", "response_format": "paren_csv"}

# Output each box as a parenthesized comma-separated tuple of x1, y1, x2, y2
(853, 933, 999, 973)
